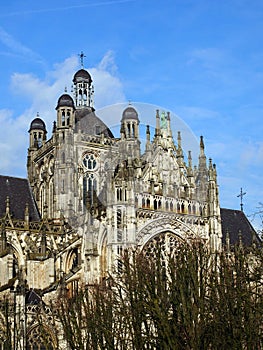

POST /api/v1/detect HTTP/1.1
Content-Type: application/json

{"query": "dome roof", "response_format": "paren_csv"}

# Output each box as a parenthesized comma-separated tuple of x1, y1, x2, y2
(121, 106, 139, 121)
(56, 93, 75, 109)
(75, 109, 114, 138)
(29, 118, 47, 132)
(73, 69, 92, 84)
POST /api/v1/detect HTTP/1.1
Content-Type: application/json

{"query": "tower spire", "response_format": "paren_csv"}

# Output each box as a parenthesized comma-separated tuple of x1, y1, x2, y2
(79, 51, 86, 68)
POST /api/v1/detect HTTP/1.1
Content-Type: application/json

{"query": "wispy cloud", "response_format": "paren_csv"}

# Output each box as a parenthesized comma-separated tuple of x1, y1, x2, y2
(0, 0, 135, 17)
(0, 27, 45, 65)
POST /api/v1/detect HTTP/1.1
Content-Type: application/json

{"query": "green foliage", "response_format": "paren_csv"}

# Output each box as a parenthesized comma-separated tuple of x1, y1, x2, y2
(53, 242, 263, 349)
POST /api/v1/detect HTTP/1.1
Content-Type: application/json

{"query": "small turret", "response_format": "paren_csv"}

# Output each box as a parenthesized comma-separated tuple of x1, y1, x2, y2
(121, 106, 139, 139)
(56, 93, 75, 128)
(28, 115, 47, 149)
(73, 69, 94, 108)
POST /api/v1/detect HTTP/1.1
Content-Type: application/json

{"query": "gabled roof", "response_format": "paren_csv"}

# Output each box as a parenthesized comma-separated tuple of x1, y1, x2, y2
(0, 175, 40, 221)
(220, 208, 261, 246)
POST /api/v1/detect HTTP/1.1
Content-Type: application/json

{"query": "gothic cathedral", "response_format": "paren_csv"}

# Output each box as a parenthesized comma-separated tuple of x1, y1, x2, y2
(0, 64, 257, 349)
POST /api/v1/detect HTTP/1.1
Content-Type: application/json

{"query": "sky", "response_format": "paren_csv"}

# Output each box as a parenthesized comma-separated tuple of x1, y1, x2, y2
(0, 0, 263, 230)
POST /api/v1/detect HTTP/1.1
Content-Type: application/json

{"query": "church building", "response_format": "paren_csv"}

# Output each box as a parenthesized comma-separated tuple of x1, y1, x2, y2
(0, 64, 259, 349)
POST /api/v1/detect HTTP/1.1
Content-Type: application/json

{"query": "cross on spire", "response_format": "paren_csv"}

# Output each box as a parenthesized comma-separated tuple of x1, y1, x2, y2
(78, 51, 86, 68)
(237, 187, 246, 212)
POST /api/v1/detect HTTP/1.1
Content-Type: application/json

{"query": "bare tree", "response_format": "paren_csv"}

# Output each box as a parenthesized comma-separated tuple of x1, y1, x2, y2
(50, 242, 263, 350)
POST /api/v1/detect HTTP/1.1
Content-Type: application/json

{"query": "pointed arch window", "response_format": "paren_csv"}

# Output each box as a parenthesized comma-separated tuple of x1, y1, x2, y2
(61, 109, 65, 126)
(83, 154, 97, 170)
(83, 174, 97, 206)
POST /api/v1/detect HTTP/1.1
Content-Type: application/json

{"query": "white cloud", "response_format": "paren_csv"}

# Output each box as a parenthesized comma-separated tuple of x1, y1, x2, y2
(0, 26, 45, 65)
(0, 52, 126, 177)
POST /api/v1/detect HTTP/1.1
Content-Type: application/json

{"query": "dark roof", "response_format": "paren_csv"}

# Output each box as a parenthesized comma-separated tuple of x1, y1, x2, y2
(122, 106, 139, 121)
(75, 108, 114, 138)
(220, 208, 260, 246)
(26, 289, 42, 304)
(73, 69, 92, 84)
(0, 175, 40, 221)
(56, 93, 75, 109)
(29, 118, 47, 132)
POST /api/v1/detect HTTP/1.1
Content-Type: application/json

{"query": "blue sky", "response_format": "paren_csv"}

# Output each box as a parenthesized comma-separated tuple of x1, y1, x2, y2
(0, 0, 263, 229)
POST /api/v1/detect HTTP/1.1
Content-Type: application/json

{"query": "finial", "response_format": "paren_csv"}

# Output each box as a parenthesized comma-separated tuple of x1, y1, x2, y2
(25, 203, 29, 225)
(237, 188, 246, 212)
(5, 196, 10, 214)
(226, 229, 230, 251)
(146, 125, 150, 134)
(64, 86, 67, 93)
(155, 109, 160, 136)
(128, 100, 132, 105)
(200, 135, 204, 150)
(146, 125, 150, 142)
(78, 51, 86, 68)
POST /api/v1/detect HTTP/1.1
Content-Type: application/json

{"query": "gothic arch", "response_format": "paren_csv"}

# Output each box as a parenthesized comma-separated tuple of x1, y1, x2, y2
(26, 324, 57, 350)
(136, 216, 196, 248)
(142, 231, 184, 259)
(64, 247, 80, 274)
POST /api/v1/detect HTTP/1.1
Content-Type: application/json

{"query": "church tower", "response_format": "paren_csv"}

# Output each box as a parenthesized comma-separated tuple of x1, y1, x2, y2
(73, 69, 94, 109)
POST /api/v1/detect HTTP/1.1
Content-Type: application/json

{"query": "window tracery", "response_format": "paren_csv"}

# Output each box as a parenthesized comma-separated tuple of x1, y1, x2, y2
(83, 153, 97, 170)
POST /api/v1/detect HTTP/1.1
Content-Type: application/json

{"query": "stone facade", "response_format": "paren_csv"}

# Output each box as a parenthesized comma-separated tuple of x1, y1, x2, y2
(26, 67, 222, 286)
(1, 65, 245, 349)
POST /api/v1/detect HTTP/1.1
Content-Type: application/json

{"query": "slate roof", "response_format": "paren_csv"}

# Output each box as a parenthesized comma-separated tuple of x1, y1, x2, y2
(56, 93, 75, 109)
(0, 175, 40, 221)
(122, 106, 139, 121)
(75, 108, 114, 138)
(220, 208, 261, 246)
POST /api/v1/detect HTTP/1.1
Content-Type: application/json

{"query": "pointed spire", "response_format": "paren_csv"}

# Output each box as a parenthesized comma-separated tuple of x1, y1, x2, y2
(187, 150, 193, 177)
(213, 163, 217, 175)
(24, 203, 29, 225)
(188, 150, 192, 168)
(167, 111, 172, 137)
(200, 135, 205, 156)
(5, 196, 10, 215)
(177, 132, 184, 165)
(198, 135, 207, 170)
(155, 109, 160, 137)
(145, 125, 151, 152)
(209, 158, 213, 179)
(146, 125, 150, 141)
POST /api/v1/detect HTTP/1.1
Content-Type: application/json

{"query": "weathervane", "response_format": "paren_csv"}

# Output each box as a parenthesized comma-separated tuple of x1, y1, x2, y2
(237, 187, 246, 212)
(78, 51, 86, 68)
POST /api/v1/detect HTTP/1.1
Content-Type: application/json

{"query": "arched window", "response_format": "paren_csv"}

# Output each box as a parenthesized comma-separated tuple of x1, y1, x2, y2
(146, 198, 150, 208)
(66, 110, 71, 125)
(83, 174, 97, 206)
(83, 154, 97, 170)
(26, 325, 55, 350)
(61, 110, 65, 126)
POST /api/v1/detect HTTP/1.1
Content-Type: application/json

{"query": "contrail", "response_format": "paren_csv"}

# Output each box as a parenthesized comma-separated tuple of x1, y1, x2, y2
(0, 0, 135, 17)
